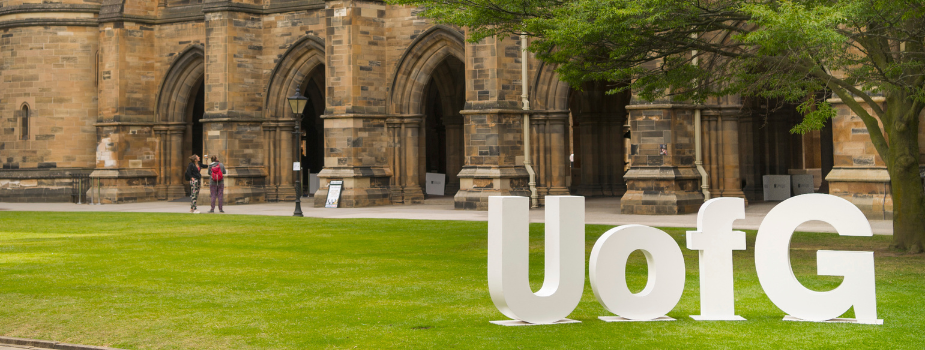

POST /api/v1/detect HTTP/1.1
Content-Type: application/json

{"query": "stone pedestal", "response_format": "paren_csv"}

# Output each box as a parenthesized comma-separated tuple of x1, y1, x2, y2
(621, 104, 704, 214)
(201, 119, 267, 205)
(454, 110, 530, 210)
(825, 97, 892, 219)
(90, 124, 160, 203)
(313, 115, 392, 208)
(88, 169, 158, 204)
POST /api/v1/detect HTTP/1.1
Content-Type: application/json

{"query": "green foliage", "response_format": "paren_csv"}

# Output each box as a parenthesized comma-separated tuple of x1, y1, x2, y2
(791, 99, 836, 134)
(0, 212, 923, 348)
(388, 0, 925, 133)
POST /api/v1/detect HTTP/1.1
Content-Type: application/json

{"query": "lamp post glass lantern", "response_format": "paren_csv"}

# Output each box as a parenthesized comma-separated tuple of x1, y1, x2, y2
(288, 88, 309, 217)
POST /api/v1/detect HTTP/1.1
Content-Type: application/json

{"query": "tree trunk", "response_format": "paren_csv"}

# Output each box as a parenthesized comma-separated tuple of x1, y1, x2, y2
(887, 109, 925, 253)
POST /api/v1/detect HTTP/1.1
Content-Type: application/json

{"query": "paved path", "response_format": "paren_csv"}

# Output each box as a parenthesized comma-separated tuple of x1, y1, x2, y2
(0, 196, 892, 235)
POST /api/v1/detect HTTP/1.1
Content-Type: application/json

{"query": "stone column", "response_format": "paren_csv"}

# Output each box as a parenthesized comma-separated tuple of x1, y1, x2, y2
(164, 125, 188, 200)
(154, 127, 169, 200)
(387, 118, 404, 203)
(90, 19, 158, 203)
(201, 119, 267, 205)
(402, 117, 425, 203)
(699, 106, 746, 201)
(544, 111, 571, 196)
(313, 0, 392, 208)
(202, 5, 267, 204)
(277, 121, 296, 201)
(455, 35, 530, 210)
(621, 104, 703, 215)
(825, 97, 892, 219)
(455, 110, 531, 210)
(263, 122, 280, 202)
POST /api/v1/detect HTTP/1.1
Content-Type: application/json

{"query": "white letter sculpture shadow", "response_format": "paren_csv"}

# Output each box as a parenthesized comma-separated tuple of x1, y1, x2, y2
(687, 197, 747, 320)
(591, 225, 686, 321)
(488, 196, 585, 325)
(755, 194, 882, 324)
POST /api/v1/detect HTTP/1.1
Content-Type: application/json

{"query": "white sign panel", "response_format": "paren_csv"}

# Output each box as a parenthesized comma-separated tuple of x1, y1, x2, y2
(324, 180, 343, 208)
(425, 173, 446, 196)
(309, 173, 320, 195)
(763, 175, 791, 201)
(293, 162, 301, 171)
(791, 174, 815, 195)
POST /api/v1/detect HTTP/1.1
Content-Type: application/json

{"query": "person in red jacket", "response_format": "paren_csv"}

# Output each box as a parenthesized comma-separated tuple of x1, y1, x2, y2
(207, 155, 227, 213)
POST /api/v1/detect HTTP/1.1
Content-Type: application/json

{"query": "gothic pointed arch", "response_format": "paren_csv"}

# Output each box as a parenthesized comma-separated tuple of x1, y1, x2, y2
(388, 25, 465, 115)
(532, 61, 571, 112)
(156, 45, 205, 123)
(264, 35, 326, 120)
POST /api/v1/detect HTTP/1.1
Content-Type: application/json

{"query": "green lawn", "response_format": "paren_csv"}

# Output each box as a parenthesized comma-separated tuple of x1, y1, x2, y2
(0, 211, 921, 349)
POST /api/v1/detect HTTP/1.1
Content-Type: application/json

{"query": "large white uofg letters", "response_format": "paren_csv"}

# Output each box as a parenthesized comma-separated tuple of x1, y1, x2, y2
(487, 194, 882, 325)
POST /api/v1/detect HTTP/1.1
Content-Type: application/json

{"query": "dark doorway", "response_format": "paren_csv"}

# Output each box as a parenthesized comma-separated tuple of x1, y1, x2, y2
(421, 56, 465, 197)
(298, 66, 325, 196)
(183, 79, 205, 196)
(739, 98, 831, 201)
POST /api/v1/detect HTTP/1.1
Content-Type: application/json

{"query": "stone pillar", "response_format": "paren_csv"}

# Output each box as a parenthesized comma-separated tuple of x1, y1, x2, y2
(90, 19, 159, 203)
(454, 33, 530, 210)
(202, 5, 268, 204)
(263, 122, 281, 202)
(312, 0, 392, 208)
(163, 125, 188, 200)
(700, 106, 746, 200)
(621, 104, 703, 215)
(201, 119, 267, 205)
(402, 117, 425, 203)
(387, 119, 404, 203)
(277, 122, 297, 201)
(154, 127, 169, 200)
(455, 110, 531, 210)
(825, 97, 892, 219)
(544, 111, 571, 196)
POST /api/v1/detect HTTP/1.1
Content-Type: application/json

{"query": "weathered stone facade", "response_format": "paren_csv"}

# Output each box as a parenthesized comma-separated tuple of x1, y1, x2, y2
(2, 0, 923, 217)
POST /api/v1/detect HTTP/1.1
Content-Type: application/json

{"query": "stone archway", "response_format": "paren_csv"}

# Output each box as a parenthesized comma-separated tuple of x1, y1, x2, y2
(387, 26, 466, 204)
(154, 45, 205, 200)
(263, 35, 326, 201)
(532, 63, 631, 201)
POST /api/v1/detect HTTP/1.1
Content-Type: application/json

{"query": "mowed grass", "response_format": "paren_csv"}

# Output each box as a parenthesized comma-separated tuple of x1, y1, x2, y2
(0, 211, 922, 349)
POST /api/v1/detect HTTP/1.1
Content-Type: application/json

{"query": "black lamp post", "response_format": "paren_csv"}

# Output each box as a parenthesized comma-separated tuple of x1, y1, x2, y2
(288, 88, 308, 217)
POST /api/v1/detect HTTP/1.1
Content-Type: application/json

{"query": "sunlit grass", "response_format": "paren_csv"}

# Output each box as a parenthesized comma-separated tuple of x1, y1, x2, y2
(0, 211, 921, 349)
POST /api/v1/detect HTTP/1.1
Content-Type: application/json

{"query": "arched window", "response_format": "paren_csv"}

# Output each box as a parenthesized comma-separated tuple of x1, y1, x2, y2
(20, 105, 29, 140)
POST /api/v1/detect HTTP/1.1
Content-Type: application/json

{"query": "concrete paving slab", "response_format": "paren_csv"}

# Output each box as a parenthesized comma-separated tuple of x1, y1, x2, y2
(0, 196, 892, 235)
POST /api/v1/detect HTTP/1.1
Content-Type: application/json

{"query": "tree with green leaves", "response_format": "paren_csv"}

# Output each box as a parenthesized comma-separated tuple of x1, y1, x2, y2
(389, 0, 925, 252)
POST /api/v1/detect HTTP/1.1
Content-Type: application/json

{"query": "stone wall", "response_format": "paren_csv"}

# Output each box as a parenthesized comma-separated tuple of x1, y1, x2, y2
(0, 23, 98, 201)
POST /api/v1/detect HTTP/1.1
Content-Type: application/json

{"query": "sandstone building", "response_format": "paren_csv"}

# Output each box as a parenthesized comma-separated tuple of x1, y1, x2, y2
(2, 0, 923, 218)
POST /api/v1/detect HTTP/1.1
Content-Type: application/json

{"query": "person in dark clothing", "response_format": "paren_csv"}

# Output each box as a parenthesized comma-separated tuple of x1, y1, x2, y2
(184, 154, 207, 213)
(207, 155, 227, 213)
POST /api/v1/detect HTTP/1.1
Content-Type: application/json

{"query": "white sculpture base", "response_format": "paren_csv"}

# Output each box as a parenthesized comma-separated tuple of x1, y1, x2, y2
(690, 315, 746, 321)
(783, 315, 883, 325)
(489, 318, 581, 326)
(598, 316, 675, 322)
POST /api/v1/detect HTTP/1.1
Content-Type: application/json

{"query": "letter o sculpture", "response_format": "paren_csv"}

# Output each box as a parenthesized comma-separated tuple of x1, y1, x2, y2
(590, 225, 686, 320)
